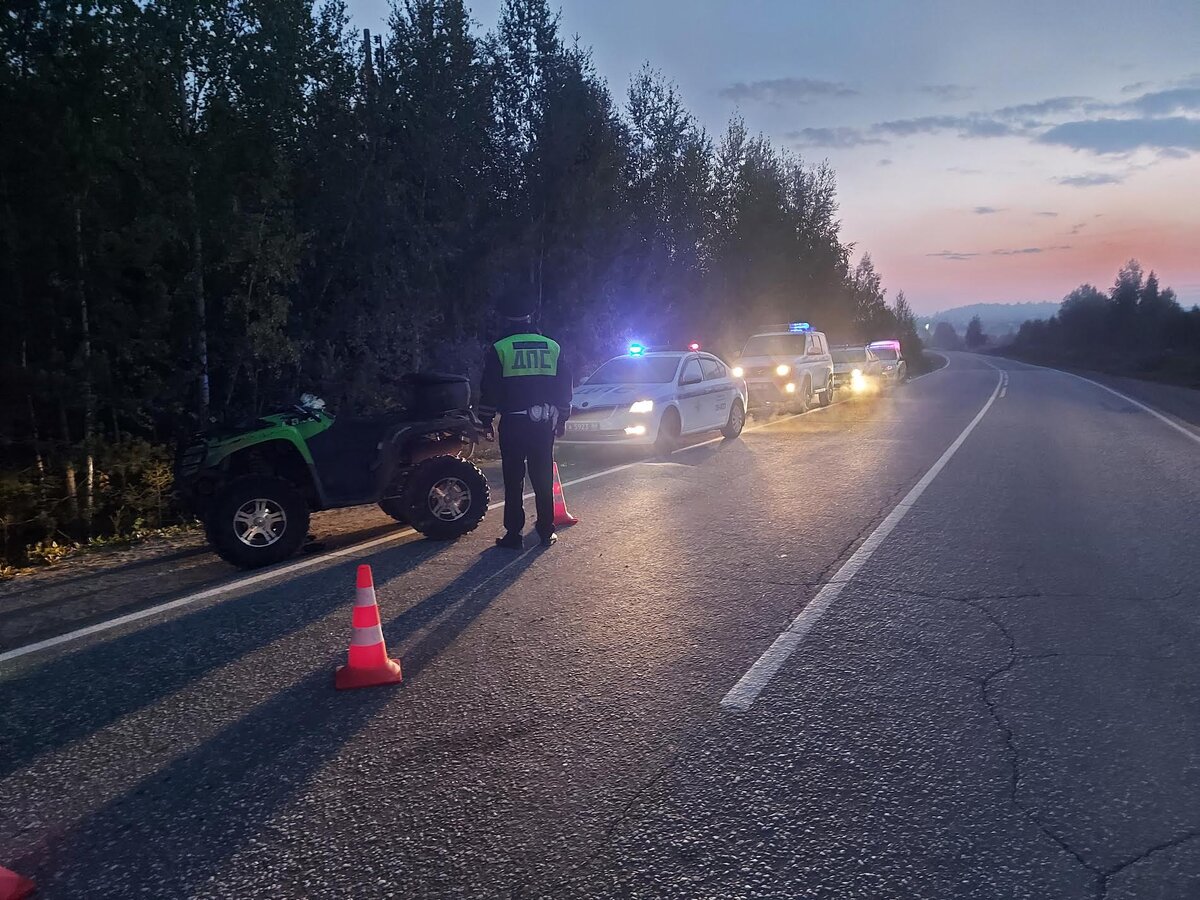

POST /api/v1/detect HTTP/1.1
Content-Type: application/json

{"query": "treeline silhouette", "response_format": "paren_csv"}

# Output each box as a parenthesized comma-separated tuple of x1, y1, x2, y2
(0, 0, 921, 565)
(1009, 260, 1200, 386)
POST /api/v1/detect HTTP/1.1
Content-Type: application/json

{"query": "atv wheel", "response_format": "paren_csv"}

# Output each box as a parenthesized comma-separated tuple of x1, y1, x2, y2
(403, 456, 489, 540)
(207, 475, 310, 569)
(378, 497, 408, 524)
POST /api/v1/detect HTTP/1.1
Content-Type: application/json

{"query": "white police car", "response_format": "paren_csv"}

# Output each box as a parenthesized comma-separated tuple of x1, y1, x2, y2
(560, 343, 748, 454)
(730, 323, 835, 413)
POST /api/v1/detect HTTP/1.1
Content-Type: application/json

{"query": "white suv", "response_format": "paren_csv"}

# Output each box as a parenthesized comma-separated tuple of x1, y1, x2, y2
(731, 324, 835, 413)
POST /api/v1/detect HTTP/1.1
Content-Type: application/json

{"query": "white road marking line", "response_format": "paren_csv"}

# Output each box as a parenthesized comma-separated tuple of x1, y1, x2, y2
(995, 356, 1200, 448)
(999, 370, 1009, 398)
(0, 397, 829, 665)
(720, 366, 1004, 712)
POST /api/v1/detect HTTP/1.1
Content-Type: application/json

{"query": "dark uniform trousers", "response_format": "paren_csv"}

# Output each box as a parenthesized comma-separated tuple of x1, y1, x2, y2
(499, 415, 556, 537)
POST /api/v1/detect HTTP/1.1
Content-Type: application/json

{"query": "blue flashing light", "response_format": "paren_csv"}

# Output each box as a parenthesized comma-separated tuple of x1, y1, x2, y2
(628, 342, 646, 357)
(788, 322, 812, 333)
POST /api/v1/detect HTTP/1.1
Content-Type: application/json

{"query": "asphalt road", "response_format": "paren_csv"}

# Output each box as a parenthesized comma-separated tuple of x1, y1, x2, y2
(2, 353, 1199, 899)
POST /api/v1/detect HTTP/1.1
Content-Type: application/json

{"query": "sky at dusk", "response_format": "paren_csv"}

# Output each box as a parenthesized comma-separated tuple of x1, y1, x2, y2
(347, 0, 1200, 313)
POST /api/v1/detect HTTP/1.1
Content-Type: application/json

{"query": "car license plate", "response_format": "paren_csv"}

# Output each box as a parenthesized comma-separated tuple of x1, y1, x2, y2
(566, 421, 600, 432)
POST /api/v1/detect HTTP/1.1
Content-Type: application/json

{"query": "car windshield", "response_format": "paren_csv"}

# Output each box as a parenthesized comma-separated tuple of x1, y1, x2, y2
(741, 334, 808, 357)
(587, 356, 679, 384)
(871, 347, 899, 360)
(832, 349, 867, 363)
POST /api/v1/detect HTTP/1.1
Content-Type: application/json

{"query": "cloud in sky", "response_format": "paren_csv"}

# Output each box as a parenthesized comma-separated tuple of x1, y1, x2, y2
(994, 96, 1090, 120)
(792, 86, 1200, 155)
(875, 115, 1015, 139)
(927, 251, 980, 261)
(1056, 172, 1125, 187)
(719, 77, 857, 103)
(788, 126, 884, 148)
(918, 83, 974, 102)
(973, 206, 1004, 214)
(991, 245, 1071, 255)
(1039, 116, 1200, 154)
(877, 158, 893, 166)
(929, 245, 1071, 261)
(1035, 211, 1059, 217)
(1121, 87, 1200, 116)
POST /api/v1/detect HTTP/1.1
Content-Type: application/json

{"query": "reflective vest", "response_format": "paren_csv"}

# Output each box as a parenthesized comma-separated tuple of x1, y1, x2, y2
(493, 333, 561, 378)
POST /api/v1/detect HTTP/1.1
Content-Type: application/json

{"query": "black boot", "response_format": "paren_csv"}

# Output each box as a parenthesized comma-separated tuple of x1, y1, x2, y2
(539, 531, 558, 547)
(495, 531, 523, 550)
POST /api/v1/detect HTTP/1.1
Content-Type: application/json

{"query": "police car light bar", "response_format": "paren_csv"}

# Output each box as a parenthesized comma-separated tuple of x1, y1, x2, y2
(687, 341, 701, 352)
(788, 322, 812, 333)
(628, 342, 647, 356)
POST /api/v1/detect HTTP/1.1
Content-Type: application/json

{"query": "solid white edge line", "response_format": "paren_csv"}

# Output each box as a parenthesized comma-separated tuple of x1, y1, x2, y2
(993, 355, 1200, 448)
(719, 364, 1003, 712)
(0, 389, 860, 666)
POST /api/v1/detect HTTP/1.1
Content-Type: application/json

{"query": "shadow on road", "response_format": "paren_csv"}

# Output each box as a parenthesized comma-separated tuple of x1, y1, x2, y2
(13, 547, 544, 896)
(0, 537, 451, 780)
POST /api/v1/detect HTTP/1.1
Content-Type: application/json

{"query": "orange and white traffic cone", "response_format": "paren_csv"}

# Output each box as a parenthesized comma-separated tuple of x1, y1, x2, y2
(0, 866, 35, 900)
(551, 462, 578, 527)
(335, 564, 403, 690)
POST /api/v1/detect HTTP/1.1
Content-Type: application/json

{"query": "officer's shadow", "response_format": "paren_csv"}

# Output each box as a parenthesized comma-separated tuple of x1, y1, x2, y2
(386, 543, 546, 680)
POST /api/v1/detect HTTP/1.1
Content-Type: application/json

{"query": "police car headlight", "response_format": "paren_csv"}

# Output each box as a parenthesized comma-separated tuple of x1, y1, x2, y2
(731, 366, 744, 378)
(851, 368, 862, 378)
(625, 425, 647, 436)
(629, 400, 654, 414)
(776, 364, 791, 377)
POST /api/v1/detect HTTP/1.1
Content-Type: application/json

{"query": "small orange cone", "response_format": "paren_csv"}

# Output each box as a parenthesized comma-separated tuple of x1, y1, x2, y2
(0, 866, 34, 900)
(552, 462, 578, 527)
(335, 565, 403, 690)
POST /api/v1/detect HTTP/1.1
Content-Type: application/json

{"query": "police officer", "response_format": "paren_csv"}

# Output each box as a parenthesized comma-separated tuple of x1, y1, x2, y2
(478, 297, 572, 548)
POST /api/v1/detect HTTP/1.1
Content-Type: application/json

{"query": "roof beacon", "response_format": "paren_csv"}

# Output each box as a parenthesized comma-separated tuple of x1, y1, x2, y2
(788, 322, 812, 333)
(628, 342, 647, 357)
(687, 341, 701, 352)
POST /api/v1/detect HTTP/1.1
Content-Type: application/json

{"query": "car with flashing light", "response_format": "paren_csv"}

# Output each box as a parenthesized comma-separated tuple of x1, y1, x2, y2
(730, 323, 835, 414)
(560, 343, 748, 455)
(868, 340, 908, 386)
(831, 345, 884, 394)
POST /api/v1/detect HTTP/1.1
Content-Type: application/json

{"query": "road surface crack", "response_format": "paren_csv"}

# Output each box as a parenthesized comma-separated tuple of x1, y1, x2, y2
(951, 596, 1101, 886)
(1098, 830, 1200, 896)
(512, 739, 684, 898)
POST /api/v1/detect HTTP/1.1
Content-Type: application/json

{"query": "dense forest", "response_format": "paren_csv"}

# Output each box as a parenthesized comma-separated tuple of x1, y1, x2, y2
(1008, 261, 1200, 385)
(0, 0, 922, 566)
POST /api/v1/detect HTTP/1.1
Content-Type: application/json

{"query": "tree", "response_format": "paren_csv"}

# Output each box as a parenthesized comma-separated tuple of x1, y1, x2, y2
(965, 315, 986, 348)
(932, 321, 962, 350)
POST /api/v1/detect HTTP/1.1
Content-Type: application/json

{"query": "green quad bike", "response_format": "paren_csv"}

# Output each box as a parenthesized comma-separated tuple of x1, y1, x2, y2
(176, 373, 492, 569)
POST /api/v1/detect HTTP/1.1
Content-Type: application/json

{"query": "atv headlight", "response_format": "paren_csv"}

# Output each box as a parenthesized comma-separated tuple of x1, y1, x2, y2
(776, 364, 791, 377)
(629, 400, 654, 414)
(731, 366, 744, 378)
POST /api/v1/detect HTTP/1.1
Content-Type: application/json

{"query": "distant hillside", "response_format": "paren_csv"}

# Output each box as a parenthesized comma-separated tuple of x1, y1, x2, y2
(920, 301, 1060, 336)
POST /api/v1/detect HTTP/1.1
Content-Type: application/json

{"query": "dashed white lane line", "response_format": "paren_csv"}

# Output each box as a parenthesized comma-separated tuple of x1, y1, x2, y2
(0, 387, 885, 666)
(720, 364, 1004, 712)
(999, 370, 1009, 398)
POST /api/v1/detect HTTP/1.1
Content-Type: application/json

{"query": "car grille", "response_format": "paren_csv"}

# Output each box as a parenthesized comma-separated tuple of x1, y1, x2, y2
(744, 366, 774, 378)
(570, 405, 618, 423)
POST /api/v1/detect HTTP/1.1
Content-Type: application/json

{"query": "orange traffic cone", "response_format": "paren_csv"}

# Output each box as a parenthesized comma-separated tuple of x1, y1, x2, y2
(335, 565, 403, 690)
(0, 866, 34, 900)
(552, 462, 578, 527)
